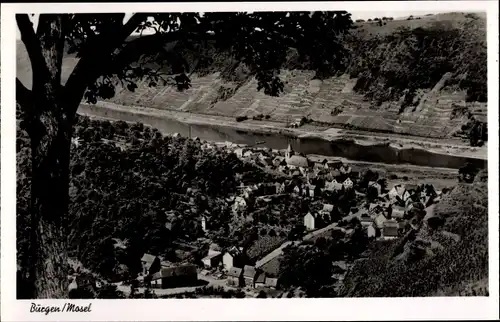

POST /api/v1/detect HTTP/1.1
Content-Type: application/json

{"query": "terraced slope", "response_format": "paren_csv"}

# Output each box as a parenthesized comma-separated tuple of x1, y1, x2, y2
(16, 12, 487, 140)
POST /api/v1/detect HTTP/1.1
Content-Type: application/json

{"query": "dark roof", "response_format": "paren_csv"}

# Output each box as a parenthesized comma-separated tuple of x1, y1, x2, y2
(243, 265, 257, 278)
(225, 247, 242, 258)
(405, 184, 418, 191)
(255, 273, 266, 284)
(360, 214, 372, 221)
(227, 267, 243, 278)
(383, 226, 399, 237)
(152, 265, 197, 280)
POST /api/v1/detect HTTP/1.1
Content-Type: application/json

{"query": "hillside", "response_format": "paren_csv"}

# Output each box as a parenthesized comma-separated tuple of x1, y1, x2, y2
(340, 173, 488, 297)
(16, 12, 487, 142)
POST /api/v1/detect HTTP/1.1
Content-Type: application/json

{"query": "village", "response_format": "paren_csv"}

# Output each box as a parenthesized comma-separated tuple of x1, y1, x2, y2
(67, 139, 446, 298)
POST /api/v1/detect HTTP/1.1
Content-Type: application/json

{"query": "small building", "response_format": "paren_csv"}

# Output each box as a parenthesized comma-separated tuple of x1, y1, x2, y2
(150, 264, 198, 289)
(227, 267, 243, 287)
(324, 180, 343, 192)
(304, 212, 316, 230)
(366, 224, 377, 238)
(265, 277, 279, 289)
(368, 181, 382, 195)
(374, 213, 387, 229)
(388, 185, 406, 201)
(322, 204, 334, 213)
(381, 220, 399, 240)
(391, 205, 406, 219)
(308, 184, 319, 197)
(343, 178, 354, 190)
(255, 273, 266, 288)
(243, 265, 258, 288)
(360, 213, 373, 227)
(141, 253, 161, 276)
(202, 251, 222, 268)
(222, 246, 245, 270)
(340, 165, 352, 175)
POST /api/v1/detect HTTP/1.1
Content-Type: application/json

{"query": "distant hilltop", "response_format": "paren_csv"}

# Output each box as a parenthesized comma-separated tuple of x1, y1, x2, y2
(17, 12, 487, 141)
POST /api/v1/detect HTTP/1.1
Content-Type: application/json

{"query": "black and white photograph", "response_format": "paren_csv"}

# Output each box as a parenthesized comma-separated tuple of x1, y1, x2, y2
(1, 1, 499, 321)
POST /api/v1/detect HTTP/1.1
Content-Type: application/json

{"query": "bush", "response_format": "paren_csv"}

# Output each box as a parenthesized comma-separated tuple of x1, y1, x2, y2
(236, 116, 248, 122)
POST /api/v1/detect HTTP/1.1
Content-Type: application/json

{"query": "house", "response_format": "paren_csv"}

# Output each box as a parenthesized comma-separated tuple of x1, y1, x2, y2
(141, 253, 161, 276)
(324, 180, 343, 192)
(304, 212, 316, 230)
(202, 251, 222, 268)
(276, 183, 286, 194)
(150, 264, 198, 289)
(265, 277, 279, 289)
(368, 181, 382, 195)
(381, 220, 399, 240)
(340, 164, 352, 174)
(343, 178, 354, 190)
(388, 185, 406, 201)
(366, 224, 377, 238)
(391, 205, 406, 219)
(360, 213, 373, 227)
(223, 246, 245, 270)
(374, 213, 387, 229)
(255, 273, 266, 288)
(402, 190, 412, 203)
(308, 184, 318, 197)
(243, 265, 258, 288)
(227, 267, 243, 287)
(322, 204, 334, 213)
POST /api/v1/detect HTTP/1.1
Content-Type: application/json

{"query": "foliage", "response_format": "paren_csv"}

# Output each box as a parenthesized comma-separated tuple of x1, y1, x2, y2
(16, 116, 272, 282)
(339, 18, 486, 108)
(341, 181, 488, 297)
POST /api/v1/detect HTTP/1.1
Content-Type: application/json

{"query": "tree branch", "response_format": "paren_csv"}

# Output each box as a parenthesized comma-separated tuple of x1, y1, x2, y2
(63, 13, 148, 116)
(16, 14, 50, 82)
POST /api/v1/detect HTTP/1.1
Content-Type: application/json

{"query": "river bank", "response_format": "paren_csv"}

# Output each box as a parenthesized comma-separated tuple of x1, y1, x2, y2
(78, 102, 487, 170)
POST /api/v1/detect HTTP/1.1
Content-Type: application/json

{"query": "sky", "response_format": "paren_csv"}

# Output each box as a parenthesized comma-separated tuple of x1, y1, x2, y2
(16, 10, 452, 40)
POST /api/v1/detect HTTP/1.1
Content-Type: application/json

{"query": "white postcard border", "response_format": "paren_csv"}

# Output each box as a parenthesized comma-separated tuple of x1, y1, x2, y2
(1, 1, 499, 321)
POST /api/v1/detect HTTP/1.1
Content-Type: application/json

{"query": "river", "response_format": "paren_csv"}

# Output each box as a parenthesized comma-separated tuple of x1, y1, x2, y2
(78, 103, 487, 170)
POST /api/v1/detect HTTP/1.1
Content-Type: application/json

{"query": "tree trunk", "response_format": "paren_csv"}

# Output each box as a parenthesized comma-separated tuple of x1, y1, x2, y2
(29, 112, 73, 298)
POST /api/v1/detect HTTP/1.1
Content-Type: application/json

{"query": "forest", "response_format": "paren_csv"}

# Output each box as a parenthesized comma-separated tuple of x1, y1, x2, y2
(16, 115, 278, 290)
